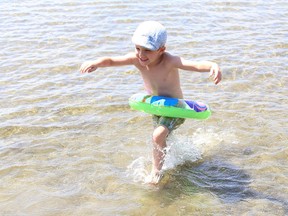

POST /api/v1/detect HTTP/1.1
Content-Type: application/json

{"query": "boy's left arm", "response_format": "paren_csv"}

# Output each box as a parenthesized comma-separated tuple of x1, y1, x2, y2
(172, 56, 222, 85)
(209, 62, 222, 85)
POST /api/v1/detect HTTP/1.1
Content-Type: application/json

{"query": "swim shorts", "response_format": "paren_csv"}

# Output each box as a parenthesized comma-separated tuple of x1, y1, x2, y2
(152, 115, 185, 132)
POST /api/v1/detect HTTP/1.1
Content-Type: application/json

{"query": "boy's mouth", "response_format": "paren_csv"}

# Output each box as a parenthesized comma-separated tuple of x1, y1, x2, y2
(139, 57, 148, 62)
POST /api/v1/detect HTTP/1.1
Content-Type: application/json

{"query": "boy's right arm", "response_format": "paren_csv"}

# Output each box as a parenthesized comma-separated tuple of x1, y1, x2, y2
(80, 52, 136, 73)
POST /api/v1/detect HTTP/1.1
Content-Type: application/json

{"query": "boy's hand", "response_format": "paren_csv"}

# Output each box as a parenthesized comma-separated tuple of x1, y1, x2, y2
(209, 63, 222, 85)
(80, 61, 98, 73)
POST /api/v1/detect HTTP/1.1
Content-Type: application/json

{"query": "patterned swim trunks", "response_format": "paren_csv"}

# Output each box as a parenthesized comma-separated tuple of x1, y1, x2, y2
(152, 115, 185, 132)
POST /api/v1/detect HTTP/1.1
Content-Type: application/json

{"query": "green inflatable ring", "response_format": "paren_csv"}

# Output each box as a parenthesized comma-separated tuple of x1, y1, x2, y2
(129, 93, 211, 120)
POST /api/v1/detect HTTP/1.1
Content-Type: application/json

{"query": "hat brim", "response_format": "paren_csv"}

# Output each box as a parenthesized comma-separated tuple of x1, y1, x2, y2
(132, 36, 157, 51)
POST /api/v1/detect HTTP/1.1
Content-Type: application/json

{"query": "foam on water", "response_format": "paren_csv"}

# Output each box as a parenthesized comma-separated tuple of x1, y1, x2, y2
(127, 128, 224, 184)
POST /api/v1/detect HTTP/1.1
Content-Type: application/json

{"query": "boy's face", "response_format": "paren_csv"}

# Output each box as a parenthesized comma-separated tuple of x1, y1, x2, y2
(135, 45, 165, 66)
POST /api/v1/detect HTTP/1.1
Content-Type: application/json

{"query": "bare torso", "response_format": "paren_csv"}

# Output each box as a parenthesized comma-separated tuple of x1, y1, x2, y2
(133, 52, 183, 99)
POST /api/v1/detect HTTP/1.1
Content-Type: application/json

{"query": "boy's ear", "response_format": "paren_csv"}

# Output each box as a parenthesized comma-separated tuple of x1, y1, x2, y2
(158, 46, 166, 53)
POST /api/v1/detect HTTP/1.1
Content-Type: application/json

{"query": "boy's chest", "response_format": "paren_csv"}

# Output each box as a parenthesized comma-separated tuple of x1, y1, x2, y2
(140, 67, 178, 86)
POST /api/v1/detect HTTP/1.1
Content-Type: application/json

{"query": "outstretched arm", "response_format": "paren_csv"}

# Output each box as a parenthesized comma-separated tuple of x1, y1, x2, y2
(172, 56, 222, 85)
(80, 52, 136, 73)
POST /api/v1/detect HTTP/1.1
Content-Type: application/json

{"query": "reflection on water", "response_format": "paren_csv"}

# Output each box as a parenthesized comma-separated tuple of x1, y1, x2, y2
(141, 159, 288, 215)
(1, 0, 288, 215)
(177, 160, 253, 203)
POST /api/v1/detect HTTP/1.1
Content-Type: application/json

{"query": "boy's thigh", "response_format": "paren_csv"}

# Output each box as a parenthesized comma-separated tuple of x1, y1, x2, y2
(152, 115, 185, 132)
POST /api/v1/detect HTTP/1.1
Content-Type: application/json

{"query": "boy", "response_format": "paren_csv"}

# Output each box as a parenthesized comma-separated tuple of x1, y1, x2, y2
(80, 21, 222, 184)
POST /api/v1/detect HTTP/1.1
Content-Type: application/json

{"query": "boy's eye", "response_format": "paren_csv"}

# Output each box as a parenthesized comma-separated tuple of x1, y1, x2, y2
(135, 47, 152, 53)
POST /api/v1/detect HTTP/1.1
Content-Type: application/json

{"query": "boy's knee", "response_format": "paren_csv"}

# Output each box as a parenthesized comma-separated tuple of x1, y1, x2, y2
(152, 126, 169, 144)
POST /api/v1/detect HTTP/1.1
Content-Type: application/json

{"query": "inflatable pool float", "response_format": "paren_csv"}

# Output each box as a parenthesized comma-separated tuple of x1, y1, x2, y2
(129, 93, 211, 119)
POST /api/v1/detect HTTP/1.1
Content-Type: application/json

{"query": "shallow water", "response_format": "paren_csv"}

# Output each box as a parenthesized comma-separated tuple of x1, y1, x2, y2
(1, 0, 288, 215)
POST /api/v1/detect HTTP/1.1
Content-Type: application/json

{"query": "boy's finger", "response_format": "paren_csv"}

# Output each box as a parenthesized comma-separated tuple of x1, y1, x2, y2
(214, 69, 219, 80)
(214, 71, 222, 85)
(209, 67, 214, 77)
(80, 63, 87, 73)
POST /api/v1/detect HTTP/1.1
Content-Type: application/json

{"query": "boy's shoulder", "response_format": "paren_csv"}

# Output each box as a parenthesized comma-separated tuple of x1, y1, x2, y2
(163, 52, 180, 60)
(124, 52, 142, 66)
(123, 52, 138, 63)
(162, 52, 181, 65)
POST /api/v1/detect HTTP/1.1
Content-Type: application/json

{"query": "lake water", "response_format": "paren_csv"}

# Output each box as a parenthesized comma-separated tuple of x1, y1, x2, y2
(1, 0, 287, 215)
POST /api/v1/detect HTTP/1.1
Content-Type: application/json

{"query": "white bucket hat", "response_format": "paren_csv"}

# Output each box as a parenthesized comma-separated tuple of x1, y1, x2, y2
(132, 21, 167, 50)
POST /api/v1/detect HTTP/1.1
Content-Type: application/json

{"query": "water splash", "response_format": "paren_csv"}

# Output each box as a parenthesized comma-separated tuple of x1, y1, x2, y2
(126, 128, 224, 183)
(126, 156, 150, 183)
(163, 128, 223, 170)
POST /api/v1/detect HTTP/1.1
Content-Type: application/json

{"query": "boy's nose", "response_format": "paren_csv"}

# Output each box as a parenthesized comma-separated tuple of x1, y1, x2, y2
(139, 50, 144, 55)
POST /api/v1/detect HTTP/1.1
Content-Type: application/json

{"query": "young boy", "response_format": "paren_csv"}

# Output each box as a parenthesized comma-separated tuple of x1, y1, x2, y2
(80, 21, 222, 184)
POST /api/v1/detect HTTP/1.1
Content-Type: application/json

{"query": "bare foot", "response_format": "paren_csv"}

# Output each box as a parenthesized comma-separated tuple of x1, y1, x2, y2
(145, 170, 163, 185)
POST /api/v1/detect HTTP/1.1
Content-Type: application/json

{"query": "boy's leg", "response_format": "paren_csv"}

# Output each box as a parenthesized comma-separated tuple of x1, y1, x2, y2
(149, 115, 185, 184)
(151, 125, 169, 177)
